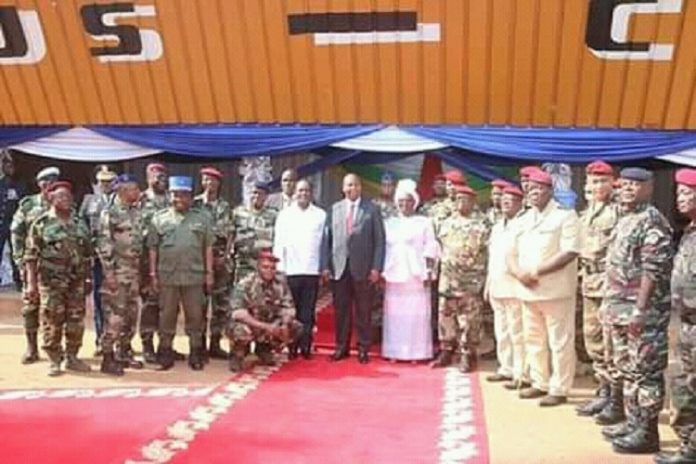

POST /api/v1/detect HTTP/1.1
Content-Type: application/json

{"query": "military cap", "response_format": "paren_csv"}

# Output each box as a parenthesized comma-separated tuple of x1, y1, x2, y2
(257, 249, 279, 263)
(491, 179, 512, 189)
(527, 169, 553, 186)
(146, 163, 167, 174)
(445, 170, 467, 185)
(675, 168, 696, 188)
(48, 180, 72, 193)
(36, 166, 60, 181)
(253, 181, 271, 192)
(200, 167, 223, 179)
(453, 184, 476, 196)
(381, 171, 396, 183)
(115, 173, 138, 186)
(619, 167, 653, 182)
(586, 160, 613, 176)
(169, 176, 193, 192)
(519, 166, 541, 178)
(433, 174, 447, 182)
(502, 185, 524, 197)
(95, 165, 117, 182)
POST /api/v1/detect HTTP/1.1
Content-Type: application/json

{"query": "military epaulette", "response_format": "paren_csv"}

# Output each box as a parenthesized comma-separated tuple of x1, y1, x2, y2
(18, 194, 38, 211)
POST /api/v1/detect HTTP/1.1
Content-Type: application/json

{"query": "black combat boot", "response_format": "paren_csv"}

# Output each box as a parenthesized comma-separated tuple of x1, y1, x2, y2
(141, 334, 157, 364)
(47, 354, 62, 377)
(21, 331, 39, 365)
(576, 383, 610, 417)
(100, 352, 124, 376)
(65, 354, 92, 372)
(602, 420, 635, 441)
(118, 345, 144, 369)
(188, 339, 204, 371)
(595, 385, 626, 425)
(255, 343, 276, 366)
(208, 334, 228, 360)
(612, 418, 660, 454)
(157, 346, 175, 371)
(459, 352, 477, 373)
(430, 350, 454, 368)
(228, 355, 243, 372)
(654, 445, 696, 463)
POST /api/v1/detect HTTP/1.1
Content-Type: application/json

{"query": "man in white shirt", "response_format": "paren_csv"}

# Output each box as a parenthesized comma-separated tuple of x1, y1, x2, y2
(273, 179, 326, 359)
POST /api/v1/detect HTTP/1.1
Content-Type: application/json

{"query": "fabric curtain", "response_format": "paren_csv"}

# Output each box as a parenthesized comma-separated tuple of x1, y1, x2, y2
(0, 126, 68, 148)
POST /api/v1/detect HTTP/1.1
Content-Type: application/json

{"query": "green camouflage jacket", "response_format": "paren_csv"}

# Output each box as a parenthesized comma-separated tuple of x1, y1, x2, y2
(231, 205, 277, 283)
(10, 193, 50, 267)
(193, 194, 233, 264)
(229, 272, 296, 323)
(579, 201, 621, 298)
(97, 197, 145, 277)
(672, 223, 696, 324)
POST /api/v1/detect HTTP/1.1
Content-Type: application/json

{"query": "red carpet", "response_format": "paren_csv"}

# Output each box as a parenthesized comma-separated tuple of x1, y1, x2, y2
(0, 391, 208, 464)
(314, 299, 381, 354)
(171, 358, 489, 464)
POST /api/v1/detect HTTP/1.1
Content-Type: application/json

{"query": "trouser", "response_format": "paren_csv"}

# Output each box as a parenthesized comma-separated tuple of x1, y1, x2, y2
(671, 321, 696, 447)
(139, 273, 159, 339)
(522, 298, 576, 396)
(100, 273, 139, 354)
(491, 297, 526, 381)
(438, 292, 483, 358)
(575, 287, 591, 363)
(21, 267, 39, 333)
(0, 233, 19, 288)
(332, 268, 372, 353)
(431, 276, 440, 345)
(39, 277, 86, 361)
(371, 285, 384, 342)
(158, 284, 204, 350)
(92, 260, 104, 343)
(204, 265, 231, 337)
(583, 296, 608, 382)
(607, 307, 669, 423)
(287, 275, 319, 354)
(227, 319, 299, 358)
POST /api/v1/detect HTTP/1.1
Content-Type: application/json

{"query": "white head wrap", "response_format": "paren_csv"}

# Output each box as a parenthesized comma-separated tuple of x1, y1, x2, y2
(394, 178, 420, 210)
(36, 166, 60, 181)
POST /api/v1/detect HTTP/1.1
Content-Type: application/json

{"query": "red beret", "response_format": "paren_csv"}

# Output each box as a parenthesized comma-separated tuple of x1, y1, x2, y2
(200, 167, 223, 179)
(519, 166, 541, 178)
(146, 163, 166, 174)
(527, 169, 553, 186)
(491, 179, 512, 189)
(433, 174, 446, 182)
(48, 180, 72, 193)
(586, 160, 613, 176)
(675, 168, 696, 187)
(445, 170, 467, 185)
(257, 249, 279, 263)
(502, 185, 524, 197)
(453, 184, 476, 196)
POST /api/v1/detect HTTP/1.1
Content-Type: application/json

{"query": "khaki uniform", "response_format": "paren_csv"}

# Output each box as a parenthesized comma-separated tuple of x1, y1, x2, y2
(231, 205, 277, 285)
(25, 211, 92, 361)
(97, 197, 144, 355)
(511, 200, 580, 396)
(148, 207, 213, 350)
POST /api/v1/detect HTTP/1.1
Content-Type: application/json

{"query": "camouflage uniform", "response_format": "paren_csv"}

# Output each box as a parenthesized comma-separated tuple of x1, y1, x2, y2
(603, 203, 673, 425)
(579, 201, 620, 382)
(373, 197, 398, 221)
(669, 223, 696, 449)
(227, 272, 302, 359)
(97, 197, 144, 356)
(193, 194, 233, 336)
(437, 212, 491, 358)
(10, 194, 50, 333)
(231, 205, 277, 285)
(25, 211, 92, 361)
(138, 189, 169, 342)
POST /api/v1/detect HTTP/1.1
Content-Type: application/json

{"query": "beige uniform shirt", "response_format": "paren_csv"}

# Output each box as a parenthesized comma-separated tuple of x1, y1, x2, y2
(511, 200, 580, 302)
(487, 214, 522, 299)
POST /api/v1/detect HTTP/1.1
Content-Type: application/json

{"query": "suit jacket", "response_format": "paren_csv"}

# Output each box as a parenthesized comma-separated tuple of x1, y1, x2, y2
(321, 198, 385, 281)
(265, 192, 293, 211)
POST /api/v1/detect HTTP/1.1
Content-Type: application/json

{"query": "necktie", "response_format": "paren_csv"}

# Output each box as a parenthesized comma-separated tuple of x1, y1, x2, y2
(346, 203, 355, 235)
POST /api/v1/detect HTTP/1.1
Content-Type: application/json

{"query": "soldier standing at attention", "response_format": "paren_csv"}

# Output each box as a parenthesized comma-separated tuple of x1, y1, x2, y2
(600, 168, 673, 455)
(11, 166, 59, 364)
(138, 163, 175, 364)
(486, 179, 510, 225)
(431, 184, 491, 373)
(24, 181, 93, 377)
(266, 168, 297, 211)
(655, 169, 696, 464)
(148, 176, 214, 371)
(97, 174, 146, 376)
(231, 182, 277, 286)
(575, 161, 620, 418)
(373, 172, 399, 220)
(79, 165, 117, 355)
(227, 250, 302, 372)
(193, 167, 233, 360)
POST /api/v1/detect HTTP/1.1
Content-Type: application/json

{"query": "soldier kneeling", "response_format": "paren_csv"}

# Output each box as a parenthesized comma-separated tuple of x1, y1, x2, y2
(227, 250, 302, 372)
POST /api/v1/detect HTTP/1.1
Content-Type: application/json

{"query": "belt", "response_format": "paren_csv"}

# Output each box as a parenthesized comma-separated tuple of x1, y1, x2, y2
(581, 259, 605, 274)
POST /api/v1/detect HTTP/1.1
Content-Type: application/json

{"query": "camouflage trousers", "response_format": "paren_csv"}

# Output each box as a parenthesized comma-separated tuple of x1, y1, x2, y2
(226, 319, 303, 358)
(139, 273, 159, 339)
(39, 277, 86, 361)
(670, 321, 696, 448)
(606, 307, 669, 423)
(438, 292, 483, 357)
(21, 268, 39, 333)
(204, 266, 231, 337)
(100, 272, 140, 354)
(583, 296, 609, 383)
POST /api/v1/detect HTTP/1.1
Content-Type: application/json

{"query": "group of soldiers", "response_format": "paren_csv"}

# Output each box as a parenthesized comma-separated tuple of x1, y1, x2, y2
(10, 162, 301, 378)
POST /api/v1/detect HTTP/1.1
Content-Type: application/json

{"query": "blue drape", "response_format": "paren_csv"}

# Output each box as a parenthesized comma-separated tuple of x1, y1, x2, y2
(403, 126, 696, 161)
(89, 124, 384, 157)
(0, 126, 69, 148)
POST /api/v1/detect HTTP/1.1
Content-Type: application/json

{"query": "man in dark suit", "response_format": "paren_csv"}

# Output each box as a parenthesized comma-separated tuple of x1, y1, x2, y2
(321, 174, 385, 364)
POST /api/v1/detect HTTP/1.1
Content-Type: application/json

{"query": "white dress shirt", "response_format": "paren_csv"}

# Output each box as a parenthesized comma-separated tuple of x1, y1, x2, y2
(273, 203, 327, 276)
